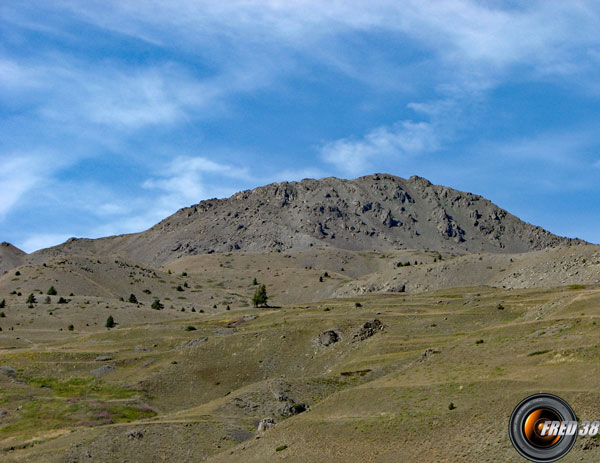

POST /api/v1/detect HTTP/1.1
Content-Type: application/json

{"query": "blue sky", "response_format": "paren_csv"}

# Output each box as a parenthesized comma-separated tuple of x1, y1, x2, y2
(1, 1, 600, 252)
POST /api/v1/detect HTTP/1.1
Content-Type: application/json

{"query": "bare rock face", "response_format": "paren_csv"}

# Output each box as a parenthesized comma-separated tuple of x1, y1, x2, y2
(257, 418, 276, 433)
(353, 319, 384, 342)
(317, 330, 340, 346)
(28, 174, 584, 268)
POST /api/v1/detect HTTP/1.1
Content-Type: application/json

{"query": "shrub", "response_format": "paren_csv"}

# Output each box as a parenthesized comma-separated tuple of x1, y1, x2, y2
(176, 285, 184, 292)
(448, 402, 456, 410)
(128, 294, 138, 304)
(199, 309, 204, 313)
(252, 284, 268, 307)
(15, 270, 20, 276)
(0, 299, 4, 308)
(276, 445, 288, 452)
(57, 297, 68, 304)
(181, 272, 187, 277)
(183, 281, 188, 288)
(323, 272, 329, 278)
(191, 307, 196, 312)
(319, 276, 323, 282)
(185, 326, 196, 331)
(226, 305, 230, 311)
(68, 324, 74, 331)
(497, 304, 505, 310)
(475, 339, 484, 345)
(44, 296, 51, 304)
(26, 293, 37, 304)
(105, 316, 115, 328)
(252, 278, 258, 285)
(151, 299, 164, 310)
(355, 302, 362, 308)
(0, 311, 5, 318)
(47, 286, 57, 295)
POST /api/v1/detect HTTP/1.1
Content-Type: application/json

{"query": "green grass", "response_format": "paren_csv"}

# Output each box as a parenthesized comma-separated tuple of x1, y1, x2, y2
(24, 376, 138, 399)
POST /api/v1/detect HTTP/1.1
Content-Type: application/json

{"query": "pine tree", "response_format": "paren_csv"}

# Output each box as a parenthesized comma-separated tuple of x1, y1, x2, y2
(151, 299, 164, 310)
(0, 299, 5, 309)
(252, 284, 268, 307)
(128, 294, 138, 304)
(26, 293, 36, 304)
(105, 316, 115, 328)
(47, 286, 57, 295)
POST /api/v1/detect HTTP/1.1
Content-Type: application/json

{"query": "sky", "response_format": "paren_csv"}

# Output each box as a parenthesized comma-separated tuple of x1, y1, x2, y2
(1, 1, 600, 253)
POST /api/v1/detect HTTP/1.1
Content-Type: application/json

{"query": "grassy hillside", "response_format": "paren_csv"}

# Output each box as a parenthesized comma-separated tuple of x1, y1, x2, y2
(1, 281, 600, 461)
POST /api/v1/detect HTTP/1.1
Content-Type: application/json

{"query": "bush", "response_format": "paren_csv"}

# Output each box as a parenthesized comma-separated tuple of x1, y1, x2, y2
(181, 272, 187, 277)
(47, 286, 57, 295)
(15, 270, 20, 276)
(128, 294, 138, 304)
(183, 281, 188, 288)
(355, 302, 362, 308)
(151, 299, 164, 310)
(185, 326, 196, 331)
(475, 339, 484, 345)
(105, 316, 115, 328)
(252, 278, 258, 285)
(68, 324, 74, 331)
(0, 299, 5, 308)
(26, 293, 37, 304)
(176, 285, 184, 292)
(191, 307, 196, 312)
(497, 304, 505, 310)
(57, 297, 68, 304)
(448, 402, 456, 410)
(0, 311, 5, 318)
(226, 305, 231, 311)
(44, 296, 51, 304)
(319, 276, 323, 282)
(252, 284, 268, 307)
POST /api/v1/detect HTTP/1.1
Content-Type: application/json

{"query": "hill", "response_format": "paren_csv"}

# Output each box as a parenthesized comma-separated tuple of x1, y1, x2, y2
(29, 174, 583, 268)
(0, 242, 26, 275)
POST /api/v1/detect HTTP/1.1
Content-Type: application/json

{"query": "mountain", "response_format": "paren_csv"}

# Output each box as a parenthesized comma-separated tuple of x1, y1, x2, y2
(30, 174, 583, 268)
(0, 241, 26, 275)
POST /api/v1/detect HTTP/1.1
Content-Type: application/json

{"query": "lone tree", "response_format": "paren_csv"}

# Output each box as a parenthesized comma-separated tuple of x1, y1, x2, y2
(252, 277, 258, 285)
(128, 293, 138, 304)
(47, 286, 57, 295)
(26, 293, 37, 304)
(252, 284, 268, 308)
(151, 299, 164, 310)
(105, 315, 115, 328)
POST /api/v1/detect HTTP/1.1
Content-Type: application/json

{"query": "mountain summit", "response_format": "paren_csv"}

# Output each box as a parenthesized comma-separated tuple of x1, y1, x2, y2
(32, 174, 583, 267)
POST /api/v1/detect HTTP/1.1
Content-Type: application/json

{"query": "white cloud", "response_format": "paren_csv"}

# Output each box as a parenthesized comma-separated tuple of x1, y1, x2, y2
(321, 120, 440, 175)
(16, 233, 72, 253)
(0, 153, 57, 218)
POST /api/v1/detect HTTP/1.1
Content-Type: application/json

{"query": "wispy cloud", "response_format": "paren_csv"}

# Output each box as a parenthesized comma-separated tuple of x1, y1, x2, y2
(321, 120, 440, 175)
(87, 156, 252, 237)
(0, 152, 62, 219)
(17, 233, 73, 254)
